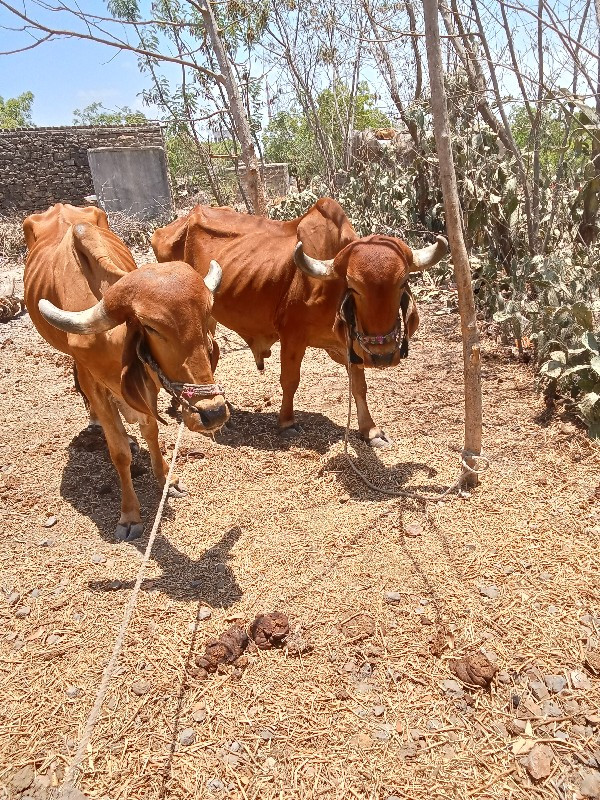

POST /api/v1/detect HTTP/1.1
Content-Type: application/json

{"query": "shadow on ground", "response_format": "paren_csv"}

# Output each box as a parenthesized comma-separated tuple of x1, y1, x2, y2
(60, 428, 243, 606)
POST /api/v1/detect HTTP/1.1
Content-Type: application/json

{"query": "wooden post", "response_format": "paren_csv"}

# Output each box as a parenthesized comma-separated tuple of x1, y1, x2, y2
(422, 0, 483, 485)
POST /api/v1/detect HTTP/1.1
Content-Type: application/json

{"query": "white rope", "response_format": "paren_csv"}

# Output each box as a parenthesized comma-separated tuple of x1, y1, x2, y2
(343, 347, 489, 502)
(56, 421, 186, 799)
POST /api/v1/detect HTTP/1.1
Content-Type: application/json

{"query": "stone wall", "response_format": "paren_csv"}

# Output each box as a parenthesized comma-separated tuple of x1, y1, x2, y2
(0, 124, 165, 213)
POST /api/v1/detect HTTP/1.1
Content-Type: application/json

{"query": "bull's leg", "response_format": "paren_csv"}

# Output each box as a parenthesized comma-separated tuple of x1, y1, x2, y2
(76, 368, 144, 541)
(349, 364, 393, 449)
(138, 416, 187, 497)
(278, 338, 306, 434)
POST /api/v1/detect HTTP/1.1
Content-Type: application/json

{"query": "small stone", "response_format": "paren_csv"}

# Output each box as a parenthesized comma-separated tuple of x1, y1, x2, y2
(441, 679, 464, 697)
(384, 591, 403, 604)
(539, 571, 551, 581)
(46, 634, 61, 646)
(554, 730, 569, 741)
(404, 522, 423, 537)
(572, 725, 590, 738)
(520, 743, 553, 780)
(349, 732, 372, 749)
(479, 584, 500, 599)
(206, 778, 224, 792)
(372, 705, 385, 717)
(585, 713, 600, 726)
(409, 728, 426, 740)
(427, 718, 443, 730)
(264, 756, 277, 769)
(9, 765, 35, 791)
(540, 699, 562, 718)
(7, 591, 20, 606)
(497, 671, 511, 685)
(222, 753, 239, 767)
(229, 741, 241, 753)
(91, 553, 106, 565)
(196, 606, 212, 621)
(15, 605, 31, 618)
(192, 708, 207, 723)
(508, 719, 528, 735)
(544, 675, 567, 694)
(65, 686, 81, 699)
(371, 726, 392, 741)
(580, 772, 600, 799)
(260, 728, 275, 740)
(571, 670, 592, 690)
(178, 728, 196, 746)
(355, 681, 371, 694)
(106, 580, 123, 591)
(530, 681, 550, 701)
(29, 588, 41, 598)
(563, 699, 579, 715)
(131, 679, 151, 696)
(44, 516, 57, 528)
(71, 611, 84, 623)
(38, 538, 54, 547)
(502, 565, 516, 575)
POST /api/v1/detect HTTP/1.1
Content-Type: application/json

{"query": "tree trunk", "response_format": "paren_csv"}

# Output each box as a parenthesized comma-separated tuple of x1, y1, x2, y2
(198, 0, 266, 215)
(422, 0, 483, 485)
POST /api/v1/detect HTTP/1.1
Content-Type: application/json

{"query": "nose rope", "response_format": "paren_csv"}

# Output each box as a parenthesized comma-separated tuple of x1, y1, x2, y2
(136, 340, 224, 410)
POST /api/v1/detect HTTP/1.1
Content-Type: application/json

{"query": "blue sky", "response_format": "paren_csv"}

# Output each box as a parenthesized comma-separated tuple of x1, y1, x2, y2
(0, 2, 162, 125)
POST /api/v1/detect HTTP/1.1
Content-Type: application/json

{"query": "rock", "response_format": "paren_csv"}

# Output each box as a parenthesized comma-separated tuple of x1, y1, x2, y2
(349, 732, 372, 749)
(585, 713, 600, 726)
(29, 588, 41, 598)
(9, 765, 35, 791)
(563, 699, 580, 715)
(65, 686, 81, 699)
(371, 725, 392, 741)
(178, 728, 196, 746)
(554, 730, 569, 741)
(409, 728, 426, 740)
(572, 725, 591, 738)
(544, 675, 566, 694)
(206, 777, 224, 792)
(571, 670, 592, 690)
(192, 708, 207, 723)
(14, 605, 31, 618)
(479, 584, 500, 599)
(91, 553, 106, 565)
(131, 679, 151, 696)
(196, 606, 212, 621)
(38, 538, 55, 547)
(540, 699, 562, 718)
(530, 681, 550, 701)
(260, 728, 275, 740)
(372, 705, 385, 717)
(508, 719, 528, 735)
(427, 718, 443, 730)
(404, 522, 423, 537)
(384, 591, 403, 604)
(497, 671, 511, 685)
(520, 743, 553, 781)
(580, 772, 600, 799)
(440, 679, 464, 698)
(7, 591, 20, 606)
(44, 516, 57, 528)
(47, 634, 61, 646)
(539, 571, 551, 581)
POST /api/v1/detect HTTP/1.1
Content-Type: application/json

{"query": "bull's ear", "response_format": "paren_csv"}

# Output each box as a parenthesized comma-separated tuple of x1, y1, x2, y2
(120, 321, 165, 423)
(402, 287, 419, 338)
(23, 217, 37, 251)
(151, 214, 189, 262)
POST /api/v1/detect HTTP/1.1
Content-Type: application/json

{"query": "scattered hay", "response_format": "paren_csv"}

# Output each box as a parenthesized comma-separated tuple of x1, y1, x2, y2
(0, 214, 26, 262)
(106, 211, 155, 249)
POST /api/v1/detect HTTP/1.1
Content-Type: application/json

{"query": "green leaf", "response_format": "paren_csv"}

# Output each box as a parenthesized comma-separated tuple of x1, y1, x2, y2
(571, 303, 594, 330)
(581, 331, 600, 353)
(558, 365, 592, 382)
(549, 350, 566, 364)
(588, 423, 600, 439)
(578, 391, 600, 420)
(539, 360, 564, 379)
(590, 355, 600, 377)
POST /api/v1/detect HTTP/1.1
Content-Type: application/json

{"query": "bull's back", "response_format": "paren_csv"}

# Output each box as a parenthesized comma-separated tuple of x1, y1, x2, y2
(24, 218, 136, 354)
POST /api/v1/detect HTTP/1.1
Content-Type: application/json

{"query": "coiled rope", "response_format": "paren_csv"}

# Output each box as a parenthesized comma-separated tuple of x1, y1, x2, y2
(55, 421, 186, 800)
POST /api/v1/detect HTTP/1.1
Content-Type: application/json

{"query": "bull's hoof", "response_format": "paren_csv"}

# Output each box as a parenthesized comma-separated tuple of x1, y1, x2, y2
(367, 432, 394, 449)
(279, 424, 302, 438)
(168, 480, 188, 498)
(115, 522, 145, 542)
(128, 436, 140, 456)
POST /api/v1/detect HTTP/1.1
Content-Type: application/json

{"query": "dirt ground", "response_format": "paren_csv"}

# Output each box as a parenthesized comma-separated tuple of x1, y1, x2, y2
(1, 253, 599, 800)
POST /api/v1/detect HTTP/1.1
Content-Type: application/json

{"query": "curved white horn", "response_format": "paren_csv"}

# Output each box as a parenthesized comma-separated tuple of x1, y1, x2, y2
(294, 242, 336, 280)
(38, 298, 118, 334)
(204, 260, 223, 293)
(411, 236, 448, 271)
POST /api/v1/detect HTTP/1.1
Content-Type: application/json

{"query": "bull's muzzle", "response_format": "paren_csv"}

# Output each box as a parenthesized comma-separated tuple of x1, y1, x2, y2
(183, 396, 229, 434)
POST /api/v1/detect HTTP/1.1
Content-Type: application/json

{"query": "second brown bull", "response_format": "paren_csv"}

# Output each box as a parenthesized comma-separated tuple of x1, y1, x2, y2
(152, 198, 447, 448)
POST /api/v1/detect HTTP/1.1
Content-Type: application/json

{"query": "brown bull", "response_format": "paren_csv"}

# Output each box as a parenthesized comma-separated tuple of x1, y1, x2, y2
(24, 203, 228, 541)
(152, 198, 446, 447)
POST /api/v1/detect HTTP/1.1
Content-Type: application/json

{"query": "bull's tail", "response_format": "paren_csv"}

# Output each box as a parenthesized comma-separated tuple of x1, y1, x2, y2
(72, 361, 90, 411)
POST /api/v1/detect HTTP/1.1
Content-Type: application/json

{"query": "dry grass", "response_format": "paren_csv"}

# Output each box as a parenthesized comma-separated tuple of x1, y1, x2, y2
(0, 214, 26, 263)
(0, 286, 599, 800)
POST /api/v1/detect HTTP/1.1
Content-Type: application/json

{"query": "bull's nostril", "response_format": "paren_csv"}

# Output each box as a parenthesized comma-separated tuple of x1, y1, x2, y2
(198, 402, 229, 429)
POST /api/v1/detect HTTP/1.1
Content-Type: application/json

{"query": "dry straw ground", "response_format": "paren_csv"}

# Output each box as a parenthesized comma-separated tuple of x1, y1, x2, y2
(1, 251, 599, 800)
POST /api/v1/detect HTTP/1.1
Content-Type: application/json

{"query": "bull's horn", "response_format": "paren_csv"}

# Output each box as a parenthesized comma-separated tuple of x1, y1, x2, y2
(38, 298, 118, 334)
(204, 260, 222, 293)
(411, 236, 448, 271)
(294, 242, 336, 280)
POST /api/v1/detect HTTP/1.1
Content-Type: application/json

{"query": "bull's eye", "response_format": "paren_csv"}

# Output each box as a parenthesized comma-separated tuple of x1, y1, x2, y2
(143, 324, 164, 340)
